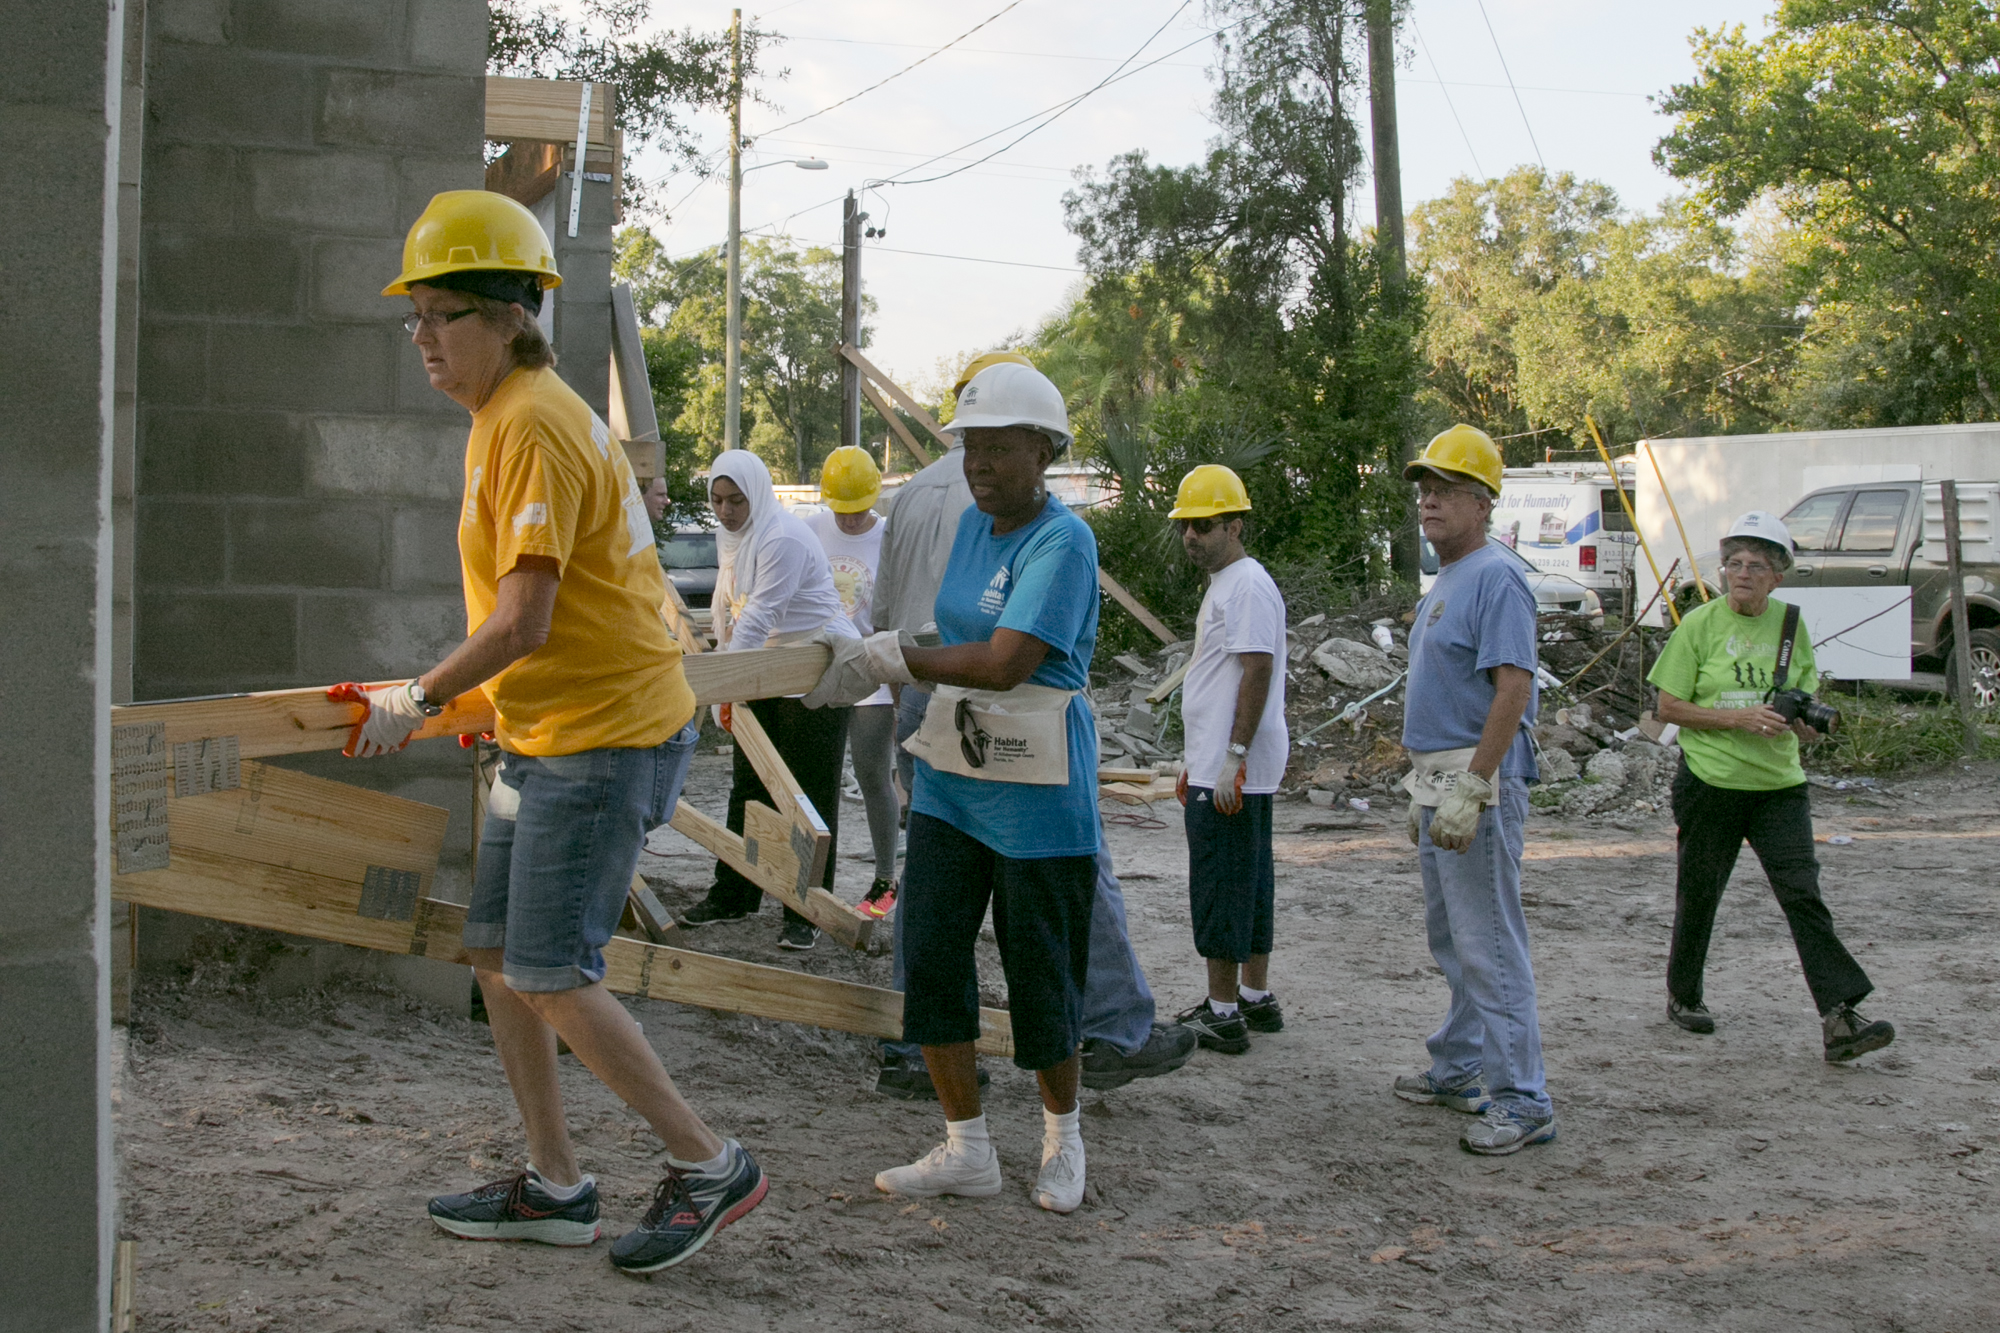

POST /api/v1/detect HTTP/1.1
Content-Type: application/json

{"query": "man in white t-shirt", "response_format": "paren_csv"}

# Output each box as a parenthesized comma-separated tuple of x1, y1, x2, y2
(805, 446, 900, 914)
(1167, 466, 1289, 1056)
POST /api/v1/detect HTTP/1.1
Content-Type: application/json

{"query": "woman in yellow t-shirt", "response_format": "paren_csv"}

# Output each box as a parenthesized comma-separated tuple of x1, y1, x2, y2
(346, 191, 765, 1276)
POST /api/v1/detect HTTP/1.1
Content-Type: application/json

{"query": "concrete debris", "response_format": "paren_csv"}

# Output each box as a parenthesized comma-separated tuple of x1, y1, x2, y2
(1312, 637, 1400, 690)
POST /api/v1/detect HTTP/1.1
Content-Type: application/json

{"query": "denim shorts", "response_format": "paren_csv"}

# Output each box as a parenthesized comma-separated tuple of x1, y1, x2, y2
(466, 722, 698, 992)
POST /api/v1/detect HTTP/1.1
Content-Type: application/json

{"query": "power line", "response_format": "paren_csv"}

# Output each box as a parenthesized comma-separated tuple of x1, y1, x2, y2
(754, 2, 1026, 138)
(777, 32, 1207, 69)
(1411, 16, 1484, 180)
(878, 2, 1204, 189)
(866, 245, 1084, 273)
(1474, 0, 1546, 174)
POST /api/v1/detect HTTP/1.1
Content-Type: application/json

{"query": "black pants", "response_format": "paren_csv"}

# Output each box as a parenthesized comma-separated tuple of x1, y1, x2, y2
(707, 696, 848, 926)
(1668, 757, 1871, 1016)
(900, 812, 1094, 1071)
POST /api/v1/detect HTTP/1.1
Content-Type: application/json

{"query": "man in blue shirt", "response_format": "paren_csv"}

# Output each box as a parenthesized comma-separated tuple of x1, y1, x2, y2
(1393, 425, 1556, 1156)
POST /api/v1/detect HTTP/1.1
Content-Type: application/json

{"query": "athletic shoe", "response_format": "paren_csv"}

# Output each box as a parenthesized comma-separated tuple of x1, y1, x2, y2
(427, 1171, 601, 1246)
(678, 899, 750, 928)
(1174, 999, 1251, 1055)
(1460, 1104, 1557, 1156)
(1822, 1003, 1895, 1063)
(1668, 998, 1715, 1034)
(859, 877, 898, 920)
(873, 1051, 988, 1100)
(777, 919, 820, 951)
(1080, 1023, 1198, 1090)
(608, 1142, 768, 1275)
(1239, 992, 1284, 1034)
(1032, 1138, 1086, 1214)
(874, 1140, 1002, 1198)
(1392, 1070, 1492, 1114)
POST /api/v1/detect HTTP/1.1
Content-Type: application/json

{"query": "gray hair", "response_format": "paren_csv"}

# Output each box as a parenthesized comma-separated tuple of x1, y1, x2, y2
(466, 292, 557, 371)
(1719, 534, 1792, 573)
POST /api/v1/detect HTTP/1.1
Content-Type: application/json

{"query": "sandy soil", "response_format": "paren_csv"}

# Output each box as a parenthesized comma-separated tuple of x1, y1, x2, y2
(122, 753, 2000, 1331)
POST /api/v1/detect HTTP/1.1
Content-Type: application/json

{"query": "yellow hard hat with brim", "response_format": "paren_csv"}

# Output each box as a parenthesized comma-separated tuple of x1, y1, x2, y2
(953, 350, 1035, 398)
(1404, 423, 1502, 497)
(1169, 464, 1252, 519)
(383, 190, 562, 296)
(819, 445, 882, 514)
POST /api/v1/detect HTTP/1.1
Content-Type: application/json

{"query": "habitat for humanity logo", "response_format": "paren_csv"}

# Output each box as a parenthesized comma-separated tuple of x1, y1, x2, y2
(978, 567, 1010, 616)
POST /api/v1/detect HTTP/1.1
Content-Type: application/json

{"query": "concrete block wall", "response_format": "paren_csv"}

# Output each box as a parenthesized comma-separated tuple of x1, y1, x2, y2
(135, 0, 493, 930)
(0, 1, 124, 1324)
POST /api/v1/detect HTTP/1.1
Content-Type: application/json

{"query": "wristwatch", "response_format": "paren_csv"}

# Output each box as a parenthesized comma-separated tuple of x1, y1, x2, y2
(1227, 742, 1249, 758)
(409, 682, 445, 718)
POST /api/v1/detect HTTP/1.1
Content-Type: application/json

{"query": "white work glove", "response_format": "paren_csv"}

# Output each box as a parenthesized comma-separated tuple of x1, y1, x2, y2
(330, 681, 429, 758)
(1407, 799, 1422, 847)
(1211, 751, 1247, 815)
(861, 629, 918, 686)
(800, 629, 915, 709)
(1426, 770, 1496, 854)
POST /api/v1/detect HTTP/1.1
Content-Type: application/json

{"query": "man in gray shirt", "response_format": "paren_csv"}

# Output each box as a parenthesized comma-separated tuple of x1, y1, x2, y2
(870, 352, 1196, 1098)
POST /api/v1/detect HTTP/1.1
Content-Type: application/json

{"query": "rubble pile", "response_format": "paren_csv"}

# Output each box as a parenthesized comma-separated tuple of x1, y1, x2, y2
(1089, 596, 1680, 822)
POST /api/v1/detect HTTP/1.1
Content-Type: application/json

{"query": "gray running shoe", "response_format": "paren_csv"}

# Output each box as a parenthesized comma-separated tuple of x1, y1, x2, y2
(1460, 1104, 1557, 1156)
(1392, 1070, 1491, 1114)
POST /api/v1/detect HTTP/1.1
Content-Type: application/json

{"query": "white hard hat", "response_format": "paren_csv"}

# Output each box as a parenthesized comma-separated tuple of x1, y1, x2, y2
(943, 362, 1072, 455)
(1724, 510, 1793, 553)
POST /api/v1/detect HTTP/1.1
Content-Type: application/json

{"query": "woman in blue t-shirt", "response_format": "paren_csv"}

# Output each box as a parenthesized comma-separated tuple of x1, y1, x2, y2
(803, 363, 1100, 1214)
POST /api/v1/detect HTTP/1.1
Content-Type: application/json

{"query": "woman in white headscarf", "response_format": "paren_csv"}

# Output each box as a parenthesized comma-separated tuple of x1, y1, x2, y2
(679, 451, 850, 951)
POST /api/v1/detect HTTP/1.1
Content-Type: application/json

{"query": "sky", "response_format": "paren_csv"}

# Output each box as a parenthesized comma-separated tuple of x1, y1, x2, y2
(632, 0, 1779, 396)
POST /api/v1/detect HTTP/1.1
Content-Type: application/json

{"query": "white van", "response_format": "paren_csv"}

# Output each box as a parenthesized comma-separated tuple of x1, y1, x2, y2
(1490, 462, 1639, 608)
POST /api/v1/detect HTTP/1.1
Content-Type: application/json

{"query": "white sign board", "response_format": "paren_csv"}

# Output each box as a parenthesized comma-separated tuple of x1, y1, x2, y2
(1769, 587, 1912, 681)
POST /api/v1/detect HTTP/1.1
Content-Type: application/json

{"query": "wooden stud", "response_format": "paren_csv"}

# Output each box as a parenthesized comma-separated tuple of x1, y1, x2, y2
(1097, 567, 1176, 646)
(860, 378, 933, 468)
(485, 76, 614, 149)
(840, 343, 953, 449)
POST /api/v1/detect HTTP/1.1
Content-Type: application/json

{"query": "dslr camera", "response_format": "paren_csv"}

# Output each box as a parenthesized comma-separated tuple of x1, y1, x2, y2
(1768, 688, 1841, 736)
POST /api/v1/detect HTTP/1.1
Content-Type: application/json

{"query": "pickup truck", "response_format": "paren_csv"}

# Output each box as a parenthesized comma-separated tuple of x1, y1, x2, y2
(1680, 479, 1999, 703)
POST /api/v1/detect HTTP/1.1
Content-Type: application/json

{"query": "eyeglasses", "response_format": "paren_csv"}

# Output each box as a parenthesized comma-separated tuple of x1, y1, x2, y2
(1722, 559, 1775, 576)
(401, 308, 478, 334)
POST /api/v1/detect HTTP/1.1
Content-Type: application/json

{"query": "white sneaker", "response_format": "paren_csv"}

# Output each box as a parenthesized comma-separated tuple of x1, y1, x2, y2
(1032, 1137, 1085, 1213)
(874, 1140, 1002, 1198)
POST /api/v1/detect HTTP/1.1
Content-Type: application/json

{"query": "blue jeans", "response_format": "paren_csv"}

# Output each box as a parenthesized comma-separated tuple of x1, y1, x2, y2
(1416, 778, 1551, 1116)
(887, 686, 1157, 1059)
(467, 723, 699, 992)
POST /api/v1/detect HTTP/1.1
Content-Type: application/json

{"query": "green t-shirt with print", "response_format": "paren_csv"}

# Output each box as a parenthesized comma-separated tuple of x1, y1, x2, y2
(1646, 596, 1819, 791)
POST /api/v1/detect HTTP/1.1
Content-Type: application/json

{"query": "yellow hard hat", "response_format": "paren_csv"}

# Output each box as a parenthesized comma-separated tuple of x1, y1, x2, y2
(382, 190, 563, 297)
(1404, 423, 1502, 496)
(1168, 464, 1252, 519)
(818, 445, 882, 514)
(953, 350, 1035, 398)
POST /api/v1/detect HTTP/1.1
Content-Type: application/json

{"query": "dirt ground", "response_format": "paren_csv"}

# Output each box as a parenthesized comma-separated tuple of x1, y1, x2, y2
(122, 752, 2000, 1331)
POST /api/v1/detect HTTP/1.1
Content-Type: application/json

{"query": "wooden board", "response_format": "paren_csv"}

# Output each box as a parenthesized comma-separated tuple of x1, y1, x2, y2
(485, 76, 614, 149)
(861, 378, 934, 468)
(1146, 656, 1193, 704)
(114, 840, 1002, 1054)
(109, 644, 830, 760)
(667, 802, 871, 950)
(840, 343, 953, 449)
(1098, 568, 1176, 645)
(166, 760, 448, 895)
(623, 872, 681, 946)
(728, 704, 833, 889)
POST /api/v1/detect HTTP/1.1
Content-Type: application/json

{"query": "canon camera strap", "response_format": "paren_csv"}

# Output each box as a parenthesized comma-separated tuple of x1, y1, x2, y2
(1769, 602, 1802, 697)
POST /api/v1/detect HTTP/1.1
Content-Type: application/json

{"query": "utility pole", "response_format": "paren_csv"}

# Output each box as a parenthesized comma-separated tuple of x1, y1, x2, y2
(1367, 0, 1418, 584)
(839, 190, 863, 454)
(723, 7, 743, 451)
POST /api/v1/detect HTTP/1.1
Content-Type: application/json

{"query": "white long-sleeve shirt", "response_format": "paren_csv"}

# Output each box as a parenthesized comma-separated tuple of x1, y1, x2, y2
(725, 507, 845, 652)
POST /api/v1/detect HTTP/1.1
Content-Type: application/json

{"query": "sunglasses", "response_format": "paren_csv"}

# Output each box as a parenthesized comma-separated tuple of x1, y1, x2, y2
(954, 697, 991, 769)
(1176, 517, 1228, 536)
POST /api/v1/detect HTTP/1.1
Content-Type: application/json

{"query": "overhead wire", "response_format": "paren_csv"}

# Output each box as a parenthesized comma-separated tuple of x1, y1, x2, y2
(1410, 15, 1484, 180)
(1474, 0, 1547, 173)
(753, 2, 1026, 138)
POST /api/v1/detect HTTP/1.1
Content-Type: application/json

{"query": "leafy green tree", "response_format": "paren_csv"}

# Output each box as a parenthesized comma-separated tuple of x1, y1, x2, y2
(1657, 0, 2000, 423)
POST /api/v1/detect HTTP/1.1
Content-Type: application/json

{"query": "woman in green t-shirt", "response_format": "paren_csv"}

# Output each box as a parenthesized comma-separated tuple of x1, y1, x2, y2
(1646, 511, 1894, 1064)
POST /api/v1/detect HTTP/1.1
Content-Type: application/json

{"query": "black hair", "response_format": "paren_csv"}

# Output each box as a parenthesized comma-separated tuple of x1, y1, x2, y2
(415, 268, 545, 315)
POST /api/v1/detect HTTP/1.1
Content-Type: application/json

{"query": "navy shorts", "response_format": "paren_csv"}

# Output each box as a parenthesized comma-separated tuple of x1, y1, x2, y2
(466, 722, 698, 992)
(899, 812, 1094, 1071)
(1183, 788, 1275, 962)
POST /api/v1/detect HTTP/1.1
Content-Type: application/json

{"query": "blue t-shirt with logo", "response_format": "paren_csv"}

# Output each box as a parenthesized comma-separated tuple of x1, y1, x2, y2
(910, 493, 1101, 859)
(1402, 540, 1541, 779)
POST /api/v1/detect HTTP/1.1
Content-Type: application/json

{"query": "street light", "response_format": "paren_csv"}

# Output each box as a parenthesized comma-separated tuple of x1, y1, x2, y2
(723, 158, 832, 450)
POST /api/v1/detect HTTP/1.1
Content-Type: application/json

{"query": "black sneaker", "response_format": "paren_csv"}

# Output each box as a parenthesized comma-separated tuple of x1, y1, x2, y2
(1668, 998, 1715, 1034)
(1239, 993, 1284, 1034)
(873, 1050, 989, 1100)
(678, 899, 750, 928)
(777, 919, 820, 951)
(1081, 1023, 1199, 1089)
(1823, 1002, 1895, 1063)
(1174, 1000, 1251, 1055)
(427, 1171, 600, 1246)
(608, 1142, 769, 1275)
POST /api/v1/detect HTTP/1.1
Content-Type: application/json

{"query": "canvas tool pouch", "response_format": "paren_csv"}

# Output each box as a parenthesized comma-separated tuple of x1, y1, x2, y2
(904, 683, 1076, 786)
(1400, 747, 1481, 808)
